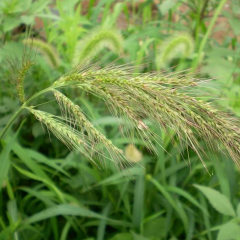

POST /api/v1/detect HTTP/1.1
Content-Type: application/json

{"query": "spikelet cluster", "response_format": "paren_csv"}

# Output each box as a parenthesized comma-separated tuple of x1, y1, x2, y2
(52, 64, 240, 170)
(72, 28, 123, 66)
(6, 46, 34, 103)
(23, 38, 60, 68)
(156, 33, 194, 69)
(53, 90, 130, 170)
(26, 107, 130, 170)
(6, 38, 240, 172)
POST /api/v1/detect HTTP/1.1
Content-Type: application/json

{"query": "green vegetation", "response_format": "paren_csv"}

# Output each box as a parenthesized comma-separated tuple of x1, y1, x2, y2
(1, 0, 240, 239)
(72, 27, 123, 66)
(156, 33, 194, 70)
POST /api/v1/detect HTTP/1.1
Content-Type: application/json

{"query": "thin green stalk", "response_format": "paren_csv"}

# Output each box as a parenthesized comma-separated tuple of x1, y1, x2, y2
(194, 1, 202, 49)
(0, 108, 23, 140)
(6, 179, 14, 201)
(24, 86, 53, 106)
(192, 0, 227, 70)
(0, 87, 53, 140)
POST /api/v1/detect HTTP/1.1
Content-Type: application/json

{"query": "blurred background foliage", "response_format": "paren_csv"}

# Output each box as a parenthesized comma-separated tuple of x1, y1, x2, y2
(0, 0, 240, 239)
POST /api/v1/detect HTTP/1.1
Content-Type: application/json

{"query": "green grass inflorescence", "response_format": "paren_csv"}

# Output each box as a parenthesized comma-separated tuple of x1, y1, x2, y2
(2, 50, 240, 171)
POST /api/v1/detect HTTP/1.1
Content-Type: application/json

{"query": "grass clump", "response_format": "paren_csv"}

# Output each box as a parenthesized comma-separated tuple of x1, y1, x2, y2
(2, 49, 240, 171)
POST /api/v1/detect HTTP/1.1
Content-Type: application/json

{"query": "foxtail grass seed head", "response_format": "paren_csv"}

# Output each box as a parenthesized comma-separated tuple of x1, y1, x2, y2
(6, 45, 35, 103)
(72, 27, 123, 67)
(4, 48, 240, 172)
(156, 33, 194, 70)
(53, 90, 130, 170)
(23, 38, 60, 68)
(26, 103, 131, 170)
(50, 63, 240, 170)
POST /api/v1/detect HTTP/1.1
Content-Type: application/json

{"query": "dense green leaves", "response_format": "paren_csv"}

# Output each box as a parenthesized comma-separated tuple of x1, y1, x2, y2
(0, 132, 18, 191)
(194, 185, 236, 217)
(217, 222, 240, 240)
(24, 204, 110, 224)
(0, 140, 12, 190)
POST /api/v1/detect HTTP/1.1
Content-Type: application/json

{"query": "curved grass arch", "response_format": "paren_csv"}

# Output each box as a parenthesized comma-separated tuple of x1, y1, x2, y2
(23, 38, 60, 68)
(156, 33, 194, 70)
(72, 28, 123, 67)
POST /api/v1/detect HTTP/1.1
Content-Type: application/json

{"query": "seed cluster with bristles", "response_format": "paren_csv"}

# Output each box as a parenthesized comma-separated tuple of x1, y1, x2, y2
(23, 38, 60, 68)
(26, 107, 130, 170)
(156, 33, 194, 70)
(53, 90, 130, 170)
(4, 40, 240, 172)
(51, 64, 240, 170)
(6, 46, 34, 103)
(72, 27, 123, 66)
(27, 107, 83, 147)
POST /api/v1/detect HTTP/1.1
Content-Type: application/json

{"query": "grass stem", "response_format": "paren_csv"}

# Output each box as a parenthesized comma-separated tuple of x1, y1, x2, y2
(192, 0, 227, 70)
(0, 87, 53, 140)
